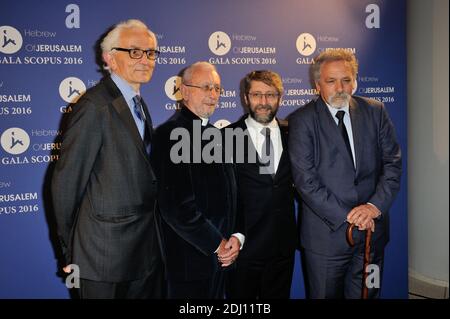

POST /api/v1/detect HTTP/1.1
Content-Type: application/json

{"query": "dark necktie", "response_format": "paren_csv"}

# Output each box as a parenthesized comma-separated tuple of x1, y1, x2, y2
(335, 110, 354, 166)
(133, 95, 152, 155)
(260, 127, 275, 175)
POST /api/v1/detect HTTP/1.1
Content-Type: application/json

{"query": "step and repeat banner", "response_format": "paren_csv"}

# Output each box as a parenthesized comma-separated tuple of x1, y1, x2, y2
(0, 0, 407, 298)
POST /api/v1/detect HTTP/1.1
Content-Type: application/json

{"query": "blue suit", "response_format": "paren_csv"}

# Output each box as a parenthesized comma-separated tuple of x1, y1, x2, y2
(288, 95, 401, 298)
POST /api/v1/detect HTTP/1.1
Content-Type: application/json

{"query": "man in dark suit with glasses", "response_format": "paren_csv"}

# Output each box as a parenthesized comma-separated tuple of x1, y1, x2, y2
(52, 19, 165, 299)
(151, 62, 244, 299)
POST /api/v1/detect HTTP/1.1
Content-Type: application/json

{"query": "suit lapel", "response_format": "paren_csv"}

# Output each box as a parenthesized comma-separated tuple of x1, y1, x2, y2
(349, 98, 363, 175)
(316, 97, 355, 171)
(104, 77, 151, 164)
(273, 121, 289, 180)
(141, 98, 153, 139)
(234, 117, 257, 163)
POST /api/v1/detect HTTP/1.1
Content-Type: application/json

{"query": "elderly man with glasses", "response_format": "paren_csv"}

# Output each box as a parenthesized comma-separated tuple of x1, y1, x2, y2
(151, 61, 244, 299)
(52, 19, 165, 299)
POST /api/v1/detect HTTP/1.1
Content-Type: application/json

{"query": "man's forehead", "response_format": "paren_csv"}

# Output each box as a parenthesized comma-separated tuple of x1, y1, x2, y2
(321, 63, 354, 76)
(192, 69, 220, 82)
(250, 80, 276, 89)
(119, 29, 154, 44)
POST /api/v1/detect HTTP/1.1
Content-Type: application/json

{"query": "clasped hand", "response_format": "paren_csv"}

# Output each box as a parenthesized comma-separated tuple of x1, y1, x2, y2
(216, 237, 240, 267)
(346, 204, 380, 232)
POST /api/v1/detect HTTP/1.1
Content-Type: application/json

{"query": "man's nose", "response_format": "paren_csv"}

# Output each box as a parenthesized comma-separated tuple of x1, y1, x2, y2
(209, 88, 220, 98)
(138, 54, 152, 65)
(259, 94, 270, 102)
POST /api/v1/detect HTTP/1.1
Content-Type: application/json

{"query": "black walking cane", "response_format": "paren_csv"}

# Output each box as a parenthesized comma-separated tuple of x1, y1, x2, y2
(346, 223, 372, 299)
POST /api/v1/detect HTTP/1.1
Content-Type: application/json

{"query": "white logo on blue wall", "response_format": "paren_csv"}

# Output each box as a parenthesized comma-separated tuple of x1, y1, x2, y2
(213, 119, 231, 129)
(296, 33, 316, 57)
(0, 26, 23, 54)
(1, 128, 30, 155)
(59, 77, 86, 103)
(208, 31, 231, 56)
(165, 76, 182, 101)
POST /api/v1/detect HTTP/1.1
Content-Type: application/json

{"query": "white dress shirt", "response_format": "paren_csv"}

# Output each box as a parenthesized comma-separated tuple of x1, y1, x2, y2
(245, 115, 283, 173)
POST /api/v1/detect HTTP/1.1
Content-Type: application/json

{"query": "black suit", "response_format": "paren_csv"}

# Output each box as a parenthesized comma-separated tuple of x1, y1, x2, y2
(151, 106, 240, 299)
(51, 76, 165, 298)
(226, 115, 297, 299)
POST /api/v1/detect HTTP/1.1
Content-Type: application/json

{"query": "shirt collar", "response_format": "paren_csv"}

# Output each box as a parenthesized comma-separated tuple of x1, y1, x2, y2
(200, 117, 209, 126)
(324, 101, 350, 118)
(111, 72, 139, 105)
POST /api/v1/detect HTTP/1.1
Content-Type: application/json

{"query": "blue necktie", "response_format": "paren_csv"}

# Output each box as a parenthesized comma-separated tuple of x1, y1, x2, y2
(132, 95, 152, 155)
(133, 95, 146, 122)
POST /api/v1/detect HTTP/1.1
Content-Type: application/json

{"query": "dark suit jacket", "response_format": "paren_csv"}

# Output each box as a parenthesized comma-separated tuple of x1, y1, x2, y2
(151, 106, 239, 282)
(227, 115, 297, 260)
(288, 96, 402, 256)
(51, 76, 162, 282)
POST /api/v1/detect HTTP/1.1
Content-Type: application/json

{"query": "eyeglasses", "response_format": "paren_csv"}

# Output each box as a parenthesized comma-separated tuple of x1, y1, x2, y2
(248, 92, 280, 101)
(111, 47, 160, 60)
(184, 83, 224, 95)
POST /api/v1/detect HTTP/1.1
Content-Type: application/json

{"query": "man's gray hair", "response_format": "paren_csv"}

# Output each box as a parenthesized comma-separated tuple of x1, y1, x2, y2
(311, 48, 358, 82)
(100, 19, 157, 54)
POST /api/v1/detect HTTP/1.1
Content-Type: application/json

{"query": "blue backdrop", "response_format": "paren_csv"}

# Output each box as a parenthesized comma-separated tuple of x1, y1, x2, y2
(0, 0, 407, 298)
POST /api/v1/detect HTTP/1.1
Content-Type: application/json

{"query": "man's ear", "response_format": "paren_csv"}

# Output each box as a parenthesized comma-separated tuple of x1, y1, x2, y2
(352, 79, 358, 95)
(180, 84, 189, 102)
(278, 94, 283, 106)
(102, 52, 115, 71)
(314, 81, 320, 93)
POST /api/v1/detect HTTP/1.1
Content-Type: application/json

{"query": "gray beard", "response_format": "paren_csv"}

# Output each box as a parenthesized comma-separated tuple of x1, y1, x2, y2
(329, 93, 351, 109)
